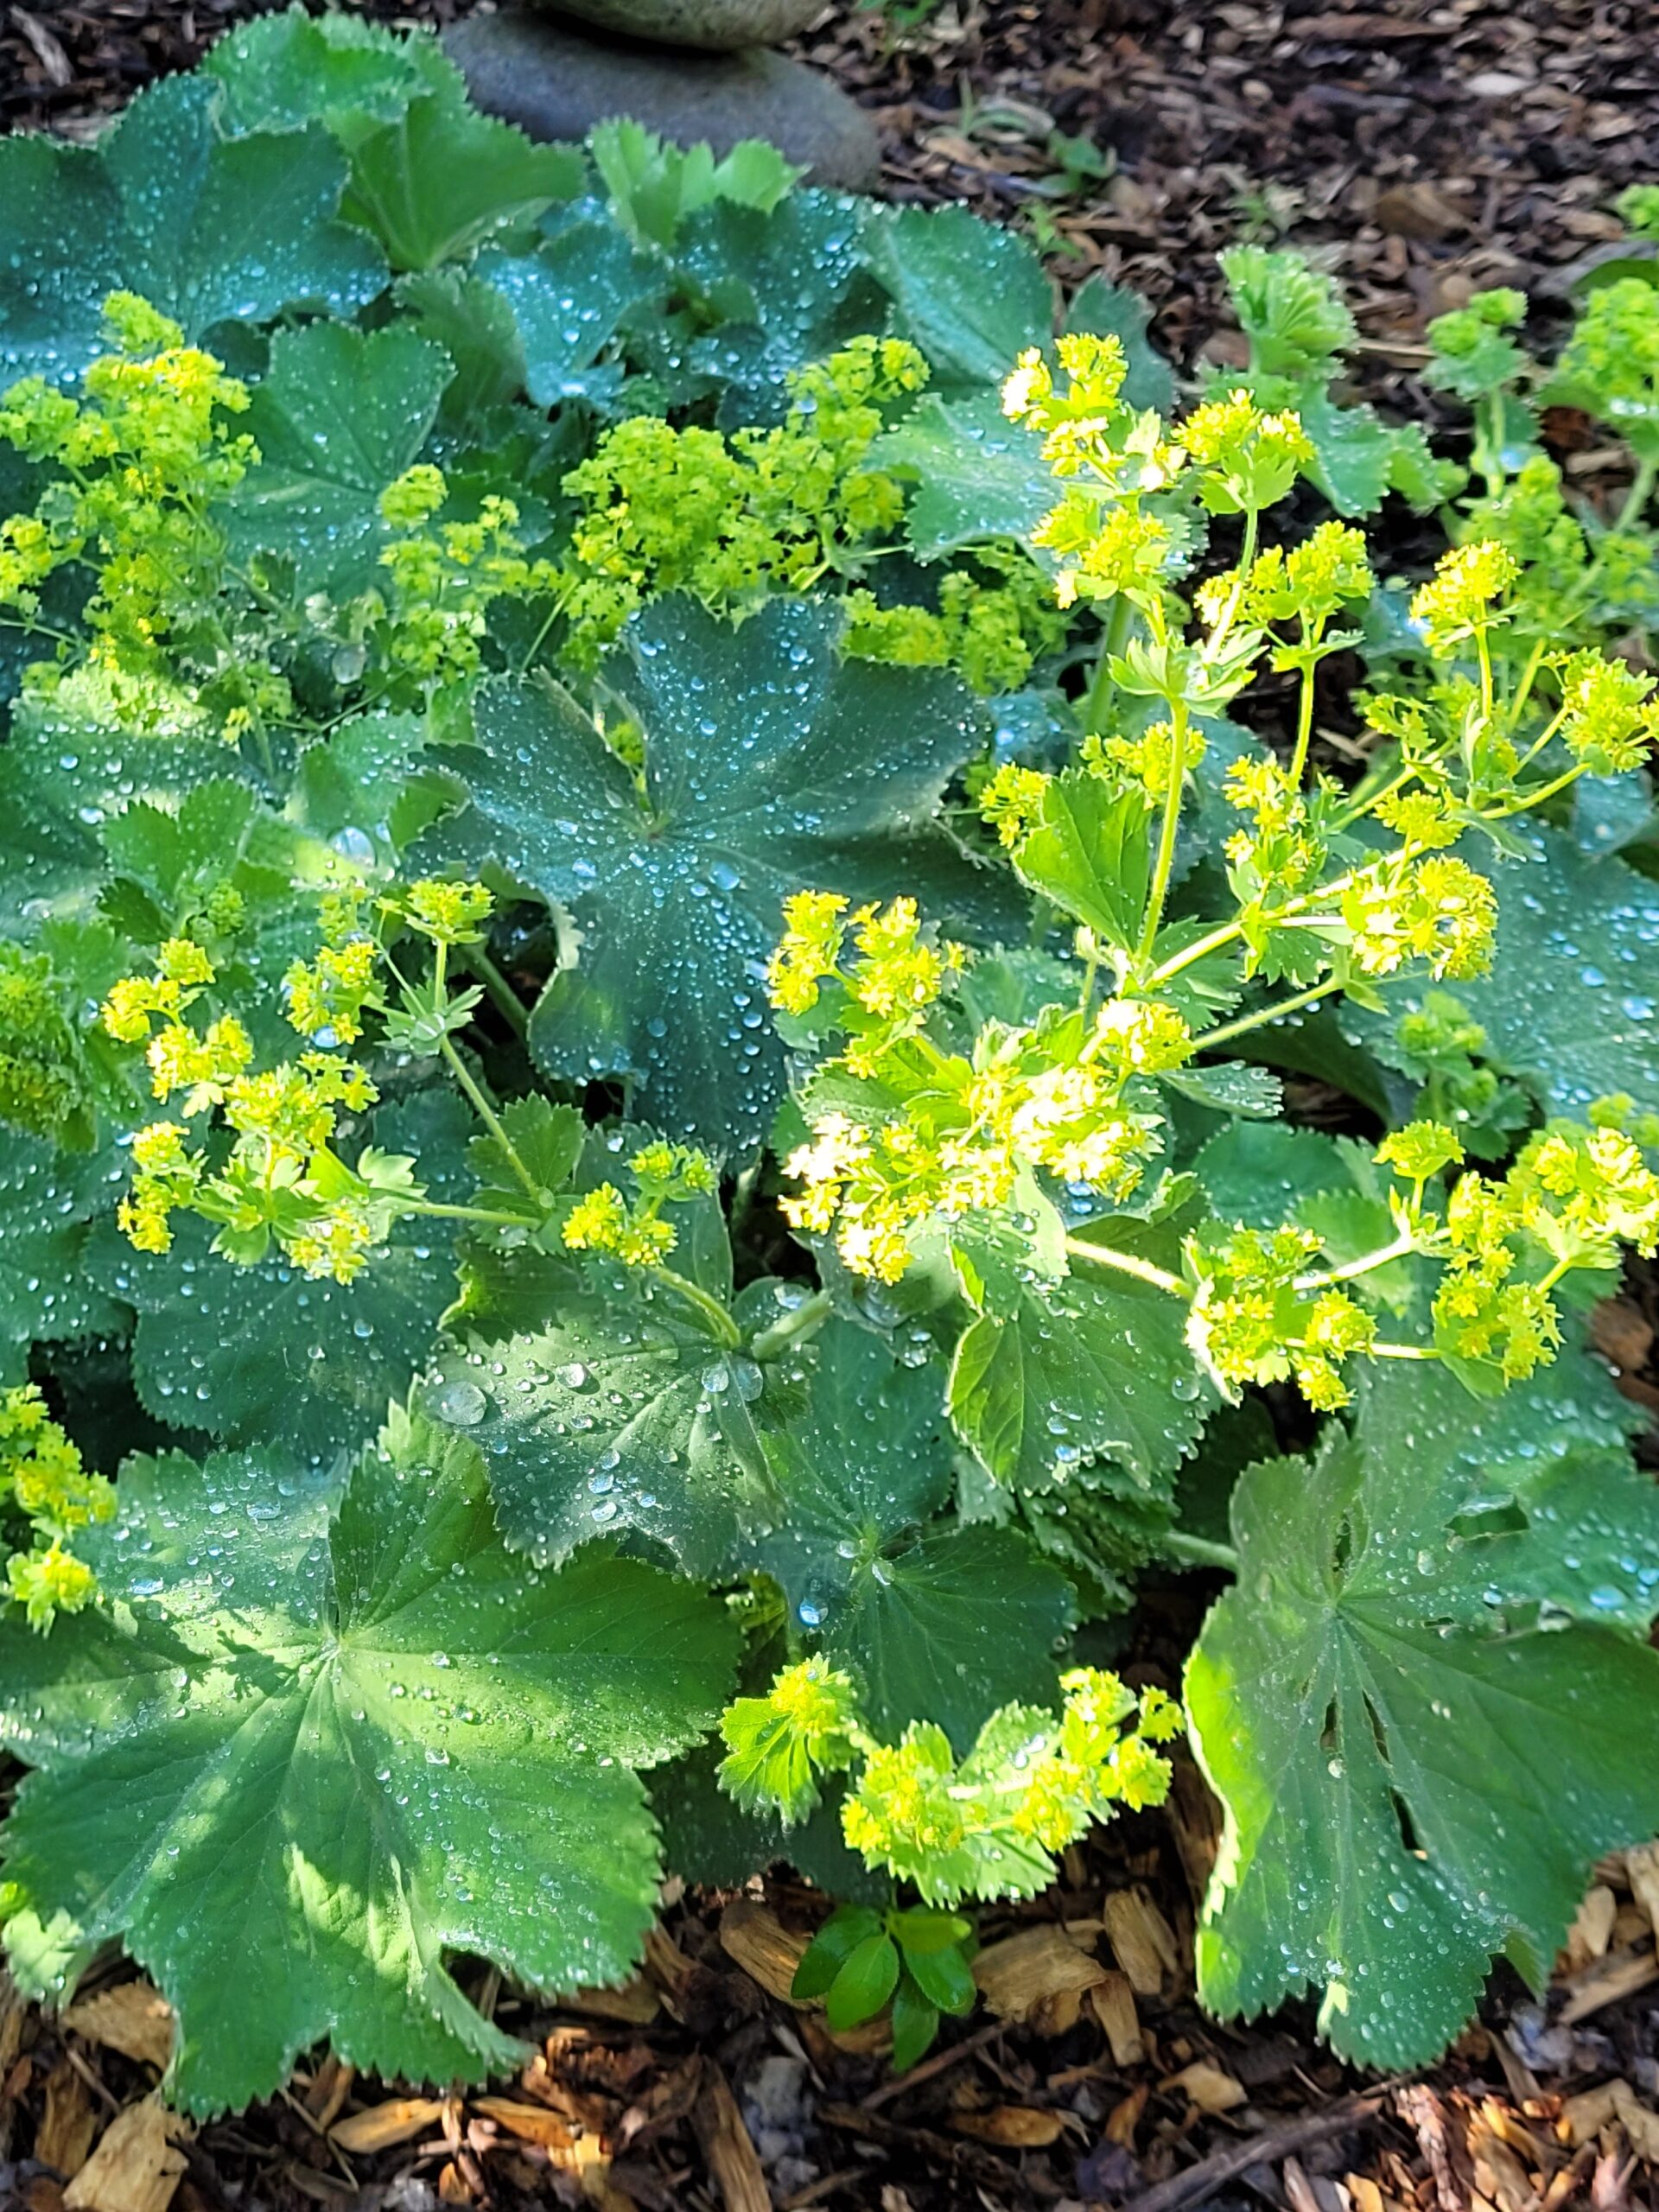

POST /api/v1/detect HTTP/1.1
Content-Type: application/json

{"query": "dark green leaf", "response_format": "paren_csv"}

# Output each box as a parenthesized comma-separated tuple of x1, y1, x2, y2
(748, 1322, 1075, 1748)
(342, 90, 582, 273)
(872, 391, 1058, 563)
(226, 322, 453, 595)
(902, 1937, 976, 2015)
(791, 1904, 885, 1999)
(890, 1971, 942, 2071)
(416, 596, 1007, 1153)
(825, 1932, 900, 2031)
(0, 1407, 738, 2112)
(90, 1090, 473, 1464)
(477, 225, 663, 411)
(0, 76, 385, 387)
(1188, 1343, 1659, 2066)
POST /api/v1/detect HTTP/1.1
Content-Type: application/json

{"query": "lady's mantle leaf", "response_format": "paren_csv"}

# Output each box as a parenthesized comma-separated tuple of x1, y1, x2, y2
(0, 1135, 125, 1382)
(950, 1265, 1210, 1497)
(417, 596, 1008, 1153)
(225, 321, 454, 595)
(862, 207, 1053, 389)
(748, 1322, 1075, 1749)
(1381, 827, 1659, 1116)
(0, 1408, 739, 2114)
(0, 75, 385, 387)
(89, 1090, 473, 1466)
(424, 1274, 765, 1579)
(1186, 1345, 1659, 2068)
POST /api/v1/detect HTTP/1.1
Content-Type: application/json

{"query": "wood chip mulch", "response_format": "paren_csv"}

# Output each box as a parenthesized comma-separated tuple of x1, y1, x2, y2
(2, 3, 1658, 2208)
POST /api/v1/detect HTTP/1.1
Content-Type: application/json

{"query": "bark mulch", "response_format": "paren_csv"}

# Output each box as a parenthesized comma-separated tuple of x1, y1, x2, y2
(2, 4, 1658, 2209)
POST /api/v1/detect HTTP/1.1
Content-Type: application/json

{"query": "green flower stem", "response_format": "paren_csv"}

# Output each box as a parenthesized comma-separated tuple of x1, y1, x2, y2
(1136, 694, 1191, 968)
(1616, 454, 1656, 533)
(1368, 1341, 1440, 1361)
(1063, 1235, 1188, 1299)
(748, 1286, 835, 1361)
(430, 941, 540, 1204)
(1296, 1231, 1418, 1291)
(1190, 977, 1343, 1053)
(1083, 596, 1134, 734)
(651, 1265, 742, 1349)
(460, 947, 530, 1039)
(1160, 1530, 1240, 1573)
(1287, 644, 1320, 788)
(436, 1037, 542, 1204)
(403, 1198, 535, 1230)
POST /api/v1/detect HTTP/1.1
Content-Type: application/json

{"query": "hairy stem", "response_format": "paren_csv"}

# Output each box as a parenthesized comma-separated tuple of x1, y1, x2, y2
(1296, 1231, 1418, 1291)
(1191, 976, 1343, 1054)
(1136, 694, 1191, 967)
(1063, 1234, 1189, 1299)
(748, 1286, 835, 1362)
(1160, 1530, 1240, 1573)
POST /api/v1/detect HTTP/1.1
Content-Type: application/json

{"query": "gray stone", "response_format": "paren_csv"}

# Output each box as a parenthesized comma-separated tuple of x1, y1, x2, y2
(530, 0, 826, 53)
(442, 10, 881, 194)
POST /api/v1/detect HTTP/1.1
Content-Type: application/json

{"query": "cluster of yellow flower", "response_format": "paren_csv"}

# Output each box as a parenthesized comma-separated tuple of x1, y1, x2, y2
(0, 1385, 114, 1631)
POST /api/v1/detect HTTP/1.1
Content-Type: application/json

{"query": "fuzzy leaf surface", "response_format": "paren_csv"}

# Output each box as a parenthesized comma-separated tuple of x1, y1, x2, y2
(0, 1410, 738, 2113)
(748, 1322, 1075, 1747)
(225, 321, 454, 594)
(1187, 1345, 1659, 2067)
(89, 1090, 472, 1465)
(949, 1262, 1209, 1497)
(0, 76, 385, 385)
(417, 596, 1004, 1153)
(863, 206, 1053, 387)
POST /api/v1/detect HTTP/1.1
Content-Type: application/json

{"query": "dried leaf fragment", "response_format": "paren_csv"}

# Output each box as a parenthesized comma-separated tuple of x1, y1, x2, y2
(1103, 1888, 1179, 1996)
(1160, 2060, 1248, 2115)
(64, 1985, 175, 2072)
(1089, 1971, 1145, 2068)
(973, 1924, 1107, 2026)
(38, 2057, 99, 2180)
(62, 2099, 189, 2212)
(951, 2104, 1067, 2146)
(331, 2096, 446, 2154)
(691, 2064, 771, 2212)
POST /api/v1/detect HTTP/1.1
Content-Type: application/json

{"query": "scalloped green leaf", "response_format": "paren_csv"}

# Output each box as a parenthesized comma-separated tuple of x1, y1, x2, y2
(340, 87, 582, 273)
(750, 1322, 1075, 1748)
(1187, 1343, 1659, 2068)
(225, 322, 454, 594)
(416, 595, 1007, 1153)
(0, 1135, 125, 1382)
(679, 193, 883, 425)
(477, 226, 663, 412)
(0, 1407, 739, 2113)
(0, 75, 385, 387)
(1395, 827, 1659, 1116)
(89, 1090, 473, 1465)
(949, 1262, 1210, 1497)
(423, 1272, 765, 1577)
(872, 391, 1058, 563)
(204, 7, 445, 136)
(863, 205, 1053, 389)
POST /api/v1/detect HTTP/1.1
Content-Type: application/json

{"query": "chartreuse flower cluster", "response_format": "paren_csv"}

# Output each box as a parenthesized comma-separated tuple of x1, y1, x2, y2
(559, 335, 1060, 690)
(99, 880, 563, 1282)
(720, 1657, 1181, 1902)
(0, 1385, 114, 1631)
(0, 290, 286, 737)
(716, 1657, 1181, 2067)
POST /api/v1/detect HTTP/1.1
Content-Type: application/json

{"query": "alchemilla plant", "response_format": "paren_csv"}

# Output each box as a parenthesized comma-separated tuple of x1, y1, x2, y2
(1, 3, 1658, 2113)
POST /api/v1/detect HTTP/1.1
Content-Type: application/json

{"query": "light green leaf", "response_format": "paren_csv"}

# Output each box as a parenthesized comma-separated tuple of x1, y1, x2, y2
(948, 1262, 1209, 1497)
(416, 596, 1007, 1153)
(0, 75, 385, 387)
(396, 269, 528, 429)
(0, 1407, 739, 2113)
(1187, 1344, 1659, 2067)
(90, 1090, 473, 1465)
(225, 322, 454, 594)
(1010, 769, 1151, 950)
(864, 206, 1053, 387)
(204, 8, 442, 137)
(871, 391, 1058, 563)
(748, 1321, 1075, 1748)
(341, 88, 582, 272)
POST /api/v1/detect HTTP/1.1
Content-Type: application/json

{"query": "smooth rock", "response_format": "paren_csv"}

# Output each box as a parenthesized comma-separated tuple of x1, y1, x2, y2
(443, 10, 882, 193)
(528, 0, 826, 53)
